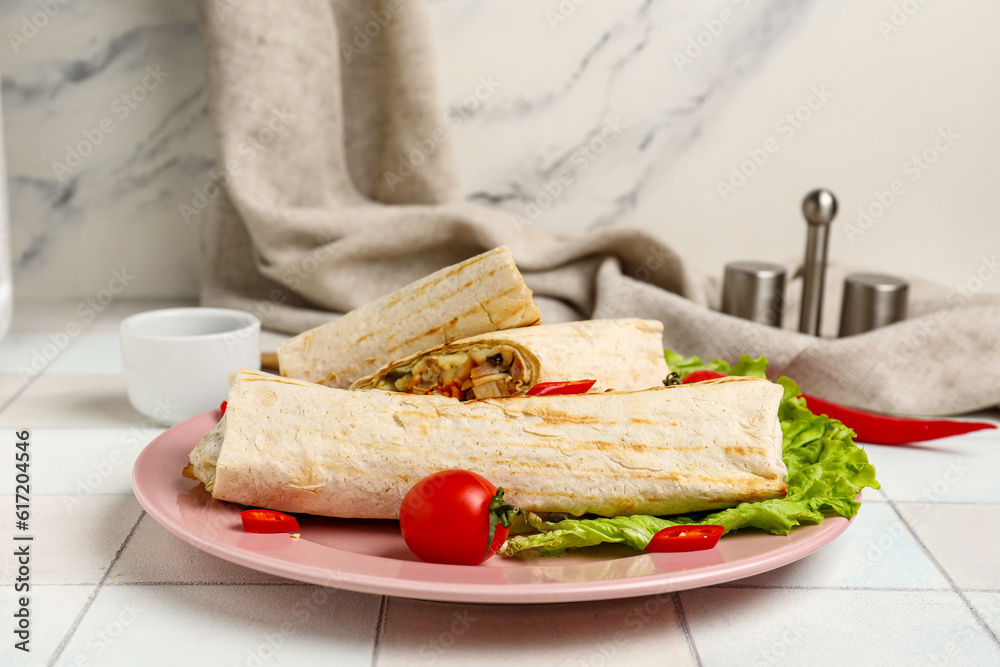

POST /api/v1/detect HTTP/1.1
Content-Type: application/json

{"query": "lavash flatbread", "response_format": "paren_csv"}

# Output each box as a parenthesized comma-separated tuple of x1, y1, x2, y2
(188, 369, 787, 519)
(276, 246, 540, 388)
(349, 319, 670, 398)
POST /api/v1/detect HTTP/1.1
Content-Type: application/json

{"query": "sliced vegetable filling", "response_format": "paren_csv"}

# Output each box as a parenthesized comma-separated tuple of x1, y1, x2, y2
(374, 346, 529, 400)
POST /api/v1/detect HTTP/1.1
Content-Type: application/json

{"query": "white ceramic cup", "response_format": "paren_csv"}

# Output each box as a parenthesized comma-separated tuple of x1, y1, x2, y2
(120, 307, 260, 425)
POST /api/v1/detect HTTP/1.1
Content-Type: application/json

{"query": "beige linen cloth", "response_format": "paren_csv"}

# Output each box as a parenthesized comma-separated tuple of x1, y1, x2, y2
(195, 0, 1000, 416)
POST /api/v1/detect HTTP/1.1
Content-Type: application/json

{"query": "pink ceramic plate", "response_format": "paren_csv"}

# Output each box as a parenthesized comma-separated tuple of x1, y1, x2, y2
(133, 409, 854, 604)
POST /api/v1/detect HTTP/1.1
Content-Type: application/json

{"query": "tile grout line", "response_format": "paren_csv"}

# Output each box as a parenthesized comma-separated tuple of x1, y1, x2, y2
(0, 373, 41, 418)
(712, 584, 955, 592)
(29, 580, 993, 593)
(897, 499, 1000, 506)
(671, 592, 703, 667)
(885, 497, 1000, 648)
(102, 580, 306, 586)
(46, 510, 146, 667)
(370, 595, 389, 667)
(883, 500, 1000, 506)
(0, 311, 105, 417)
(23, 580, 955, 592)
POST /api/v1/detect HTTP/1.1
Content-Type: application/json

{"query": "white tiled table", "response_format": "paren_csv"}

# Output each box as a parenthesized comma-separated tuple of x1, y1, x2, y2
(3, 300, 1000, 667)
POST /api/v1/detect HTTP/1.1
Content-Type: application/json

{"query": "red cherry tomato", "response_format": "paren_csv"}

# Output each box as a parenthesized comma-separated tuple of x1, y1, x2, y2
(525, 379, 597, 396)
(681, 370, 728, 384)
(220, 400, 228, 416)
(644, 524, 724, 552)
(400, 469, 521, 565)
(240, 509, 300, 534)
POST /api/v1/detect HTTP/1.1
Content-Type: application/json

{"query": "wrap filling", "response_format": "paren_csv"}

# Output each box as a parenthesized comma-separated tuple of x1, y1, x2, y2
(373, 346, 528, 400)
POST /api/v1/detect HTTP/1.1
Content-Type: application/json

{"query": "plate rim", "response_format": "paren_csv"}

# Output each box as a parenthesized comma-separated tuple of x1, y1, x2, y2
(132, 409, 854, 604)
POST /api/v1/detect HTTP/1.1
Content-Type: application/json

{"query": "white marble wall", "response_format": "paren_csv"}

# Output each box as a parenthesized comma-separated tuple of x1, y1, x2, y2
(2, 0, 212, 301)
(3, 0, 999, 301)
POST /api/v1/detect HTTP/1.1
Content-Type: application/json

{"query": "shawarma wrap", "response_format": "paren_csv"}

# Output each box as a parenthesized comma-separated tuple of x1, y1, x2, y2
(277, 246, 540, 388)
(187, 369, 788, 520)
(349, 319, 670, 400)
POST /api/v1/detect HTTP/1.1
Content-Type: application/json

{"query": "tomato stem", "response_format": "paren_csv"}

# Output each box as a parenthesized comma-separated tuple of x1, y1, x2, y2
(486, 487, 522, 557)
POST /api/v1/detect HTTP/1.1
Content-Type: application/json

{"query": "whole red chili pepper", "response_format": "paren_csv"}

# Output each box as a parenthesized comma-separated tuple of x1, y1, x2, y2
(801, 395, 995, 445)
(681, 370, 996, 445)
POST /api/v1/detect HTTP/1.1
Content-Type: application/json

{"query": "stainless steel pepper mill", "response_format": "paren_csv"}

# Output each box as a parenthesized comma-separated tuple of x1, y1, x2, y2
(798, 189, 838, 335)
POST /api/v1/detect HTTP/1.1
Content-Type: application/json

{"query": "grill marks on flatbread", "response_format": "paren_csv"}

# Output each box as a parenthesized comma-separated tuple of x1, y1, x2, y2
(189, 370, 787, 520)
(277, 246, 540, 388)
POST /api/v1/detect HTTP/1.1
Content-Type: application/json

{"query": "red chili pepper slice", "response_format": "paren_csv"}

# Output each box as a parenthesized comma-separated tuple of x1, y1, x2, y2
(220, 400, 228, 416)
(525, 379, 597, 396)
(240, 509, 300, 534)
(645, 525, 724, 552)
(802, 395, 996, 445)
(681, 370, 728, 383)
(680, 370, 996, 445)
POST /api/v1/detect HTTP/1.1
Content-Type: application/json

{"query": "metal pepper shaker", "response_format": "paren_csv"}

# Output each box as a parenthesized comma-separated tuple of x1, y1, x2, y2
(838, 273, 909, 337)
(798, 189, 838, 335)
(722, 261, 786, 327)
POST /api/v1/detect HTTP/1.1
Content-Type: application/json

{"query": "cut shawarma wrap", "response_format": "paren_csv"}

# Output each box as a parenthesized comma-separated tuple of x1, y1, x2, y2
(348, 319, 670, 400)
(276, 246, 540, 388)
(186, 369, 788, 520)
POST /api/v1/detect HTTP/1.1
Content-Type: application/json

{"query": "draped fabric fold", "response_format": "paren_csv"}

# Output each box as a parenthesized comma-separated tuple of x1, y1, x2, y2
(195, 0, 1000, 416)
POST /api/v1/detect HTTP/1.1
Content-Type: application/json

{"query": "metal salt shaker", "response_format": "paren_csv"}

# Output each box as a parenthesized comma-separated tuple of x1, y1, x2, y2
(722, 261, 786, 327)
(838, 273, 909, 337)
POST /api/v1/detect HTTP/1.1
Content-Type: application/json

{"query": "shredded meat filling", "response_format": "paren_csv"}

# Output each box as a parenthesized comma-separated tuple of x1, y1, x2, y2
(378, 347, 527, 401)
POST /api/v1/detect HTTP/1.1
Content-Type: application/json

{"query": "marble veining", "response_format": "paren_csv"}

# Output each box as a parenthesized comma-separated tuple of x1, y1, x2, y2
(430, 0, 1000, 290)
(433, 0, 813, 235)
(3, 0, 999, 301)
(2, 0, 213, 300)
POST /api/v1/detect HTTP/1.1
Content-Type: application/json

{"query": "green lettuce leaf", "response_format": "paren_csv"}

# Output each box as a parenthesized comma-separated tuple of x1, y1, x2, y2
(663, 351, 769, 381)
(663, 350, 731, 377)
(500, 352, 881, 558)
